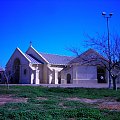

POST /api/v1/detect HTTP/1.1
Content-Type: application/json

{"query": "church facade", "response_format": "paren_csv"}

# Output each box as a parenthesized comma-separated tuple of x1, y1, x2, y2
(6, 45, 110, 85)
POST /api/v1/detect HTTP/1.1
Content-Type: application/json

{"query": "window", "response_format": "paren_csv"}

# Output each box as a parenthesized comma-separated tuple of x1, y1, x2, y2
(24, 69, 27, 75)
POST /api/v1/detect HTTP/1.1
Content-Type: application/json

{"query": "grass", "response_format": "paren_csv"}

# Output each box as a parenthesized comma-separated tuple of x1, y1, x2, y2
(0, 85, 120, 119)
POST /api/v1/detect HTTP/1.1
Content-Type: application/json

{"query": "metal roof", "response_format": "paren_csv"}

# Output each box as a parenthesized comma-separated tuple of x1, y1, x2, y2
(69, 49, 108, 65)
(25, 54, 43, 64)
(40, 53, 75, 65)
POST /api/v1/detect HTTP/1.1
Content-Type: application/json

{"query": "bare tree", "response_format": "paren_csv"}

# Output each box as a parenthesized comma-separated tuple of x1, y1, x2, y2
(66, 47, 81, 57)
(84, 33, 120, 90)
(67, 33, 120, 90)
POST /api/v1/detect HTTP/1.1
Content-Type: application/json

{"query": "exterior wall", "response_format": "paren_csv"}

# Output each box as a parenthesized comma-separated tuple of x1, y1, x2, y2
(73, 65, 97, 84)
(6, 48, 29, 69)
(43, 64, 48, 84)
(61, 65, 98, 84)
(19, 65, 30, 84)
(61, 65, 109, 85)
(61, 66, 73, 84)
(6, 48, 30, 84)
(73, 80, 98, 84)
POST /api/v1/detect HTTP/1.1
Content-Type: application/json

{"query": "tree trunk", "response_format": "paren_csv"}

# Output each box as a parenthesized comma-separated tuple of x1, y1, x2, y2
(112, 75, 117, 90)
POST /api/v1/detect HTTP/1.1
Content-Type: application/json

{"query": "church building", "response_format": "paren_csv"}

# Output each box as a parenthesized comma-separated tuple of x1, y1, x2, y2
(6, 45, 109, 85)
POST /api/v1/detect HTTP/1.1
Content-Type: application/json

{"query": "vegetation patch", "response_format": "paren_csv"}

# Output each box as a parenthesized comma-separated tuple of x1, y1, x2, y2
(0, 85, 120, 119)
(66, 97, 120, 111)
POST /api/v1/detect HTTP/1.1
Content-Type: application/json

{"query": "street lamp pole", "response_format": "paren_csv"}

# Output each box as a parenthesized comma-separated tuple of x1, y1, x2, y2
(102, 12, 113, 88)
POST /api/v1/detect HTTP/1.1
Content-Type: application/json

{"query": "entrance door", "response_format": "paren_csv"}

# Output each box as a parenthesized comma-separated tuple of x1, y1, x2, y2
(67, 74, 71, 84)
(97, 68, 106, 83)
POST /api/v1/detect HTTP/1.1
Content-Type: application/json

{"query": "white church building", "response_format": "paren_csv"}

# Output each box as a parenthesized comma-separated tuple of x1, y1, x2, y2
(6, 45, 109, 85)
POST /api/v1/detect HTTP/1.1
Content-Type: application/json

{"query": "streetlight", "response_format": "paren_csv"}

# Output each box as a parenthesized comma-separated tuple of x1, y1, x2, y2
(102, 12, 113, 88)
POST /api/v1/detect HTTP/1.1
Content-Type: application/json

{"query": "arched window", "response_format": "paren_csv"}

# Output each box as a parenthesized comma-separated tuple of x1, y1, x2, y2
(12, 58, 21, 84)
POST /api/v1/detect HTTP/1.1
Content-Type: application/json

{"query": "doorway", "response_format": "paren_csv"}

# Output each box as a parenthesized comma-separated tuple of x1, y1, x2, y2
(97, 67, 106, 83)
(67, 74, 71, 84)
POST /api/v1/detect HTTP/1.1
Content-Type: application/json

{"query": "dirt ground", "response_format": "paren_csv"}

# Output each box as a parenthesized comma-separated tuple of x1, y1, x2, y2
(0, 95, 27, 106)
(0, 95, 120, 111)
(66, 97, 120, 111)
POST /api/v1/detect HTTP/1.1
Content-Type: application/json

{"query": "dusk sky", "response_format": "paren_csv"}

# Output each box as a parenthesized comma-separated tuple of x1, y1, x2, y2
(0, 0, 120, 67)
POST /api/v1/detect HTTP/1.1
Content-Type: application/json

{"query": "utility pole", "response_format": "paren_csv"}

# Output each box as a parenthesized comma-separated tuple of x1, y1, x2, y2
(102, 12, 113, 88)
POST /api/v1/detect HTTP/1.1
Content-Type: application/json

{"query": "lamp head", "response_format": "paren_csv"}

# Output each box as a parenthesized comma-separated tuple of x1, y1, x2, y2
(109, 13, 113, 17)
(102, 12, 106, 16)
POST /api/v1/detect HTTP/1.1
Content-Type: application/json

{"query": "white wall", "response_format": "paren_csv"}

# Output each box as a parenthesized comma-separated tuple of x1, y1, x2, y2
(20, 65, 30, 84)
(6, 48, 29, 69)
(6, 48, 30, 84)
(61, 65, 98, 84)
(61, 66, 73, 84)
(75, 65, 97, 80)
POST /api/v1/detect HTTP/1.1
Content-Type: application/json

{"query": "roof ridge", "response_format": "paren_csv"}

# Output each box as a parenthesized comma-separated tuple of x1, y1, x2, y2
(68, 48, 108, 64)
(39, 52, 74, 58)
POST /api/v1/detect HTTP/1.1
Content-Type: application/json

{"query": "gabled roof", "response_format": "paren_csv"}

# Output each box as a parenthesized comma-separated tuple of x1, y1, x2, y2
(40, 52, 75, 65)
(69, 48, 108, 65)
(25, 54, 43, 64)
(6, 47, 31, 67)
(26, 46, 49, 64)
(26, 45, 74, 65)
(0, 66, 4, 72)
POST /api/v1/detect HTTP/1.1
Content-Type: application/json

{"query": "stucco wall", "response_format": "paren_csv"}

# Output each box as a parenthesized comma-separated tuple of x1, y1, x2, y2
(6, 48, 29, 69)
(61, 65, 98, 84)
(61, 66, 73, 84)
(20, 65, 30, 84)
(75, 65, 97, 80)
(6, 48, 30, 84)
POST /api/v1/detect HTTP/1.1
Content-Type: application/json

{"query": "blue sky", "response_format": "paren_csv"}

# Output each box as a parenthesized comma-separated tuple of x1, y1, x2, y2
(0, 0, 120, 67)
